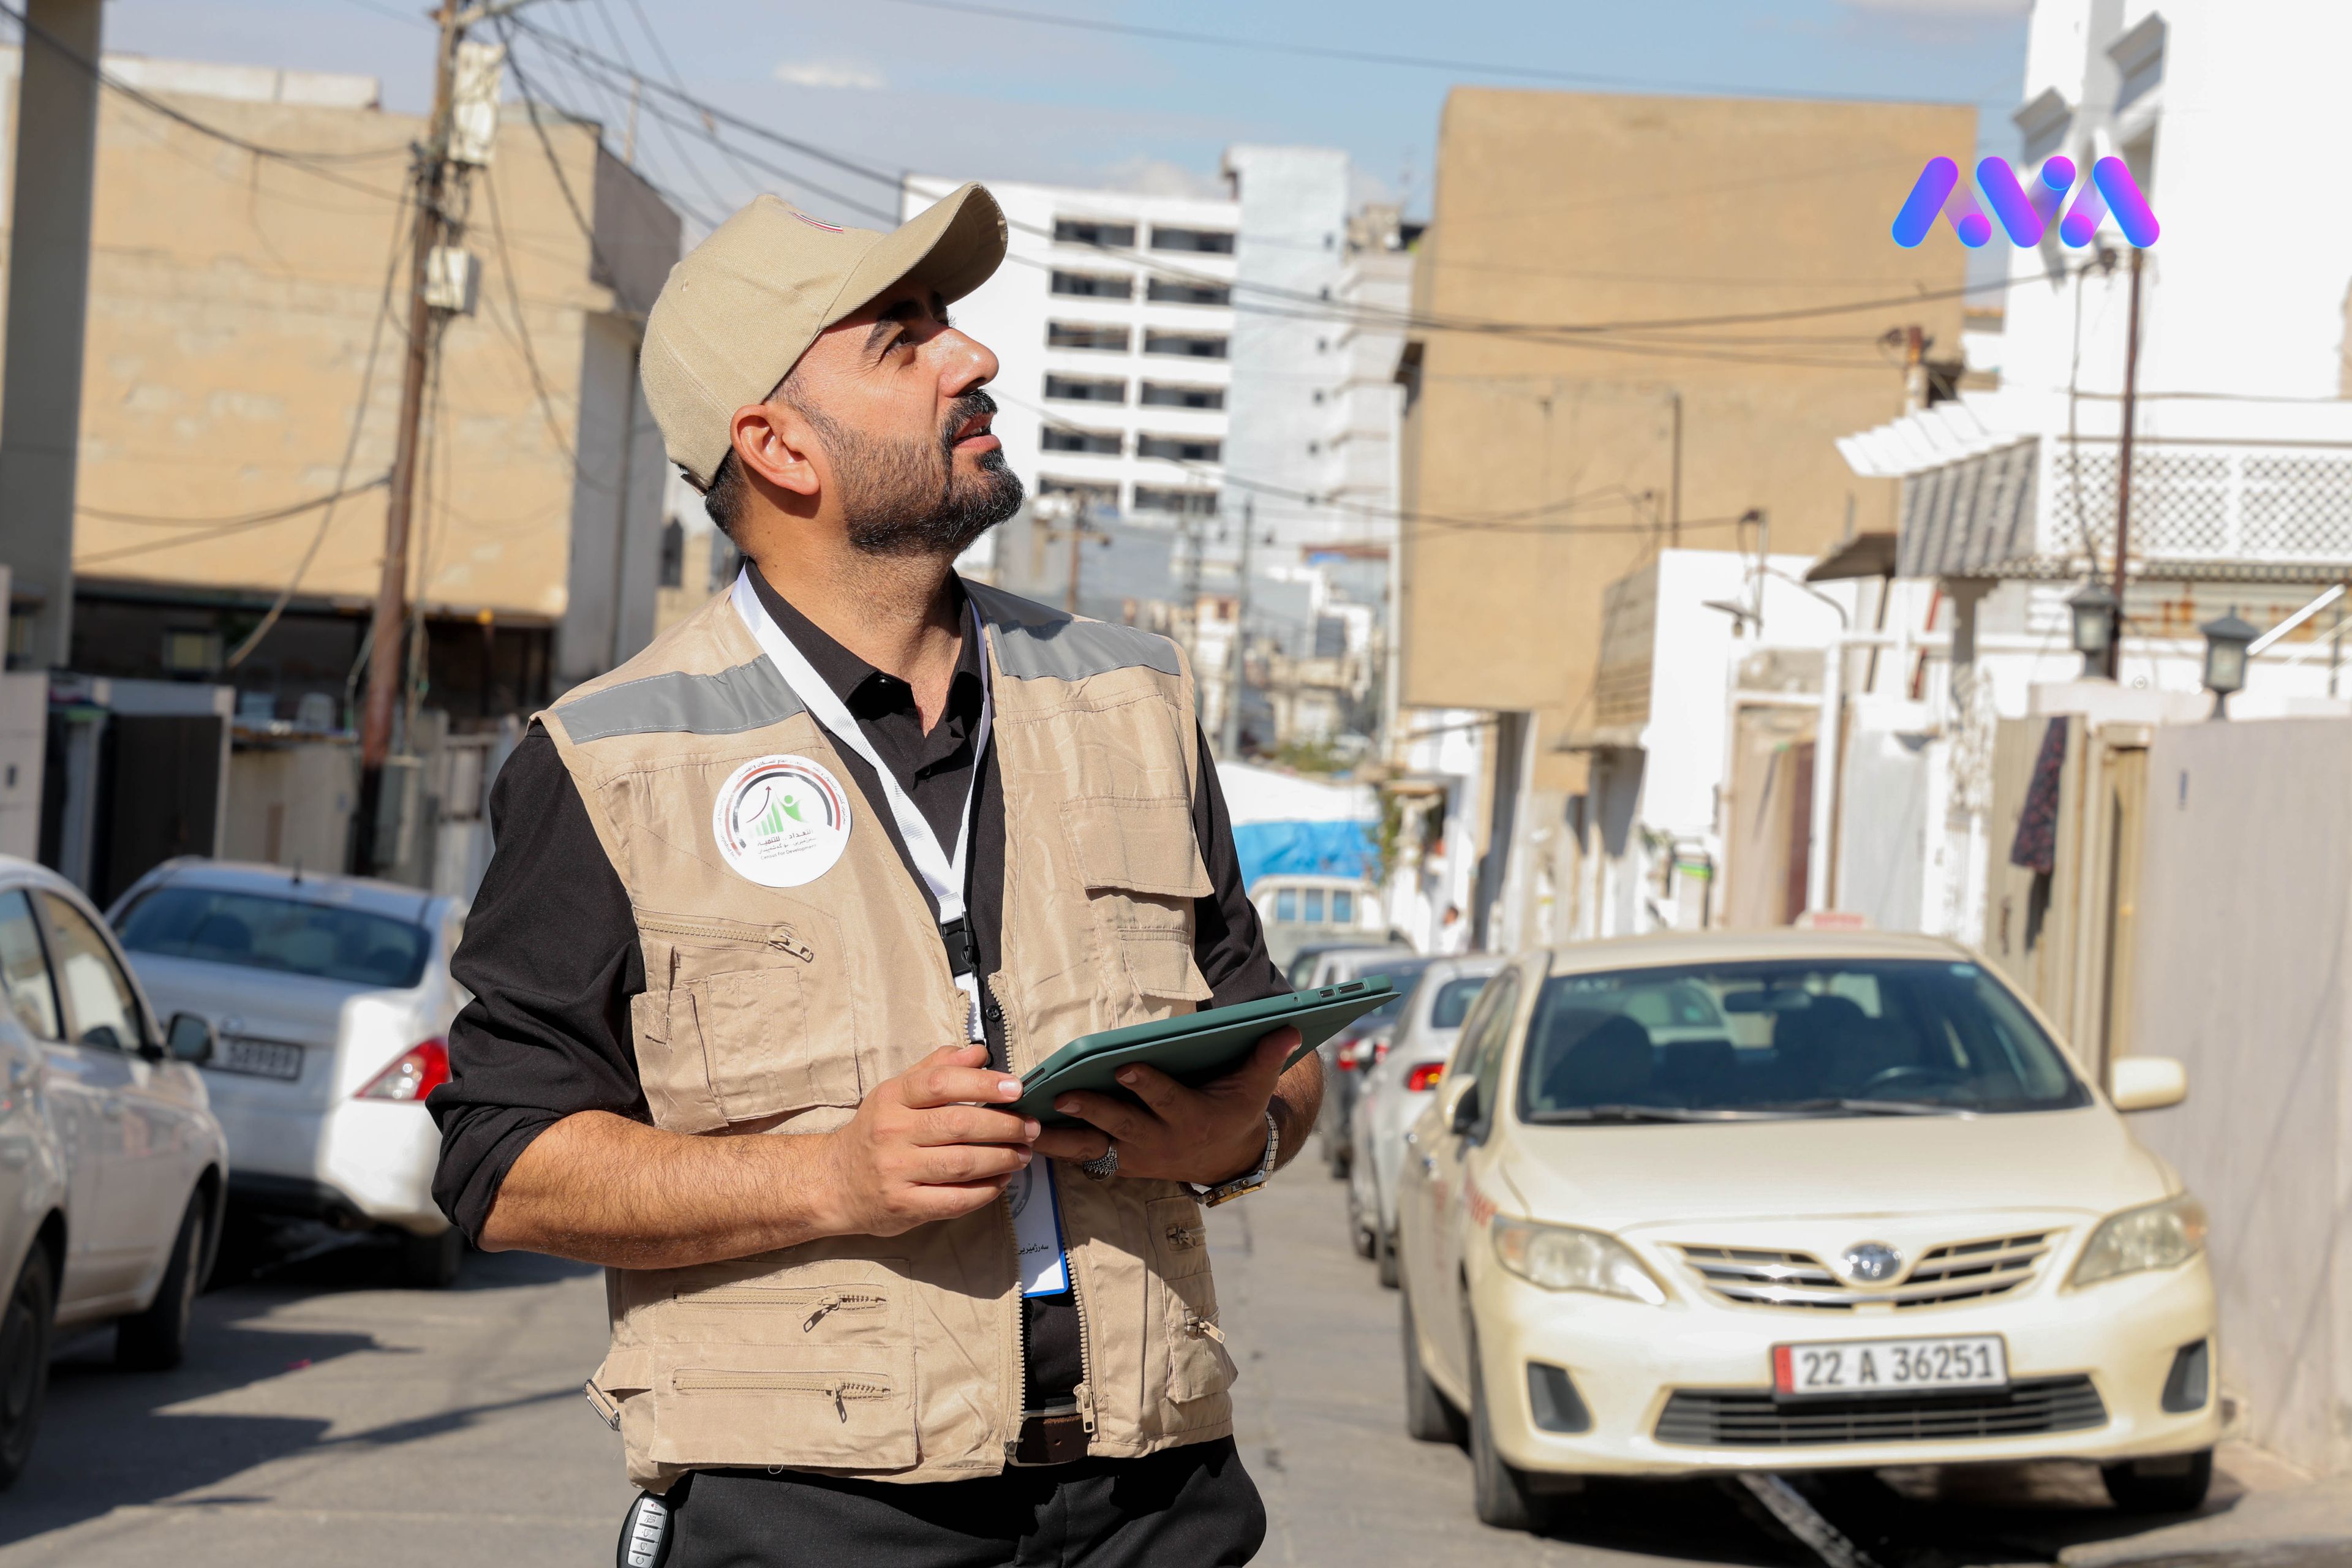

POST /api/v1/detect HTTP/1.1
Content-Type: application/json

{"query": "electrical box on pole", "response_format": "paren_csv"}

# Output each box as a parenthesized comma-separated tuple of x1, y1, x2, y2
(448, 40, 505, 166)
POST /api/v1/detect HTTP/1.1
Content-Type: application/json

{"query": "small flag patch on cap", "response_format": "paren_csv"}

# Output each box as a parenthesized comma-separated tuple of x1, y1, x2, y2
(790, 209, 844, 232)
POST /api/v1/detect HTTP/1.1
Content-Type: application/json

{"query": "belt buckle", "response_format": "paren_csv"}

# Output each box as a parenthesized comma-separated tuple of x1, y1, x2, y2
(1009, 1404, 1088, 1468)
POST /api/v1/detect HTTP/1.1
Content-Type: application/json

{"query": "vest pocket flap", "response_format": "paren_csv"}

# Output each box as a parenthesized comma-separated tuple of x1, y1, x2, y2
(688, 967, 863, 1122)
(1146, 1195, 1213, 1280)
(647, 1343, 918, 1472)
(666, 1258, 907, 1344)
(1061, 796, 1213, 898)
(1164, 1272, 1239, 1406)
(1121, 932, 1213, 1005)
(630, 992, 726, 1134)
(594, 1347, 659, 1398)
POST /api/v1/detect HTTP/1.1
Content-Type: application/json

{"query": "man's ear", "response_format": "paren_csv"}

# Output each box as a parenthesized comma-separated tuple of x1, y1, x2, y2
(730, 398, 822, 500)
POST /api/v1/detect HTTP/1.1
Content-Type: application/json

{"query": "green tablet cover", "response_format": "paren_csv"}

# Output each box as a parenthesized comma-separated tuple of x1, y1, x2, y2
(1016, 978, 1395, 1126)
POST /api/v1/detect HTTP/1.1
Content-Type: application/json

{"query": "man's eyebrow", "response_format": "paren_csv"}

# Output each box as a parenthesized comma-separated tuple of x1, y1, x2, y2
(861, 296, 938, 356)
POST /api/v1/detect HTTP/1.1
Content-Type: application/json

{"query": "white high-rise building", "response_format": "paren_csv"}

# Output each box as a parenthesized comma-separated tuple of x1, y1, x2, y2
(900, 175, 1238, 562)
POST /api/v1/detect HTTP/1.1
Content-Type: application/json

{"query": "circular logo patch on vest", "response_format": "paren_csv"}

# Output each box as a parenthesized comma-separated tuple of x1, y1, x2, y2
(711, 754, 851, 888)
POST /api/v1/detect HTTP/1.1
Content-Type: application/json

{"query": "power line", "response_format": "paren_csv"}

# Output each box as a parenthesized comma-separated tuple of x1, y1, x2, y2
(75, 474, 390, 563)
(864, 0, 1973, 105)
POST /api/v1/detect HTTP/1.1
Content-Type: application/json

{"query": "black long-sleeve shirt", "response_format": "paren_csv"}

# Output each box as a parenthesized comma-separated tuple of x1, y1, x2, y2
(429, 565, 1284, 1405)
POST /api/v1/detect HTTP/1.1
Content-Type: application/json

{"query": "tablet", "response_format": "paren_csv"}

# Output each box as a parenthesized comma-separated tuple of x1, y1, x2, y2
(1016, 978, 1395, 1126)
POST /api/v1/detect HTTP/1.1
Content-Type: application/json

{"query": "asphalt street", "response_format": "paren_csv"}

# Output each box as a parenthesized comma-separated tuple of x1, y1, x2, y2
(1, 1169, 2269, 1567)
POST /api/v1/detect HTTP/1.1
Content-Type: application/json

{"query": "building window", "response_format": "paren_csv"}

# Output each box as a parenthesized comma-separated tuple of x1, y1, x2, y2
(1045, 374, 1126, 404)
(1054, 217, 1136, 248)
(1139, 382, 1224, 410)
(1040, 476, 1120, 513)
(1042, 425, 1122, 456)
(658, 518, 684, 589)
(1050, 270, 1134, 300)
(162, 628, 221, 674)
(1150, 225, 1235, 254)
(1145, 278, 1230, 307)
(1143, 330, 1227, 360)
(1047, 322, 1130, 353)
(1139, 434, 1221, 462)
(1134, 485, 1218, 517)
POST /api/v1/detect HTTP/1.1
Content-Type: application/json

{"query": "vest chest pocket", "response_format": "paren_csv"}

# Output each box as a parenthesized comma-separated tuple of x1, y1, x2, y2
(630, 914, 860, 1133)
(1061, 797, 1215, 1010)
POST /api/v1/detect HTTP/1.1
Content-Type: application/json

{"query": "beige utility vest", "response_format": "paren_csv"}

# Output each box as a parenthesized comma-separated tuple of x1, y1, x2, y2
(541, 581, 1237, 1493)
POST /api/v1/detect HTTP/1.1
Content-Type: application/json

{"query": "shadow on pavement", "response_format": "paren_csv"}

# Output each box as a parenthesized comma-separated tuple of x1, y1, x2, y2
(6, 1234, 597, 1547)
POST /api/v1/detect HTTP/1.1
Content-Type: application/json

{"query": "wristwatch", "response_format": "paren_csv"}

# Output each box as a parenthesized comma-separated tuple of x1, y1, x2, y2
(1192, 1110, 1280, 1208)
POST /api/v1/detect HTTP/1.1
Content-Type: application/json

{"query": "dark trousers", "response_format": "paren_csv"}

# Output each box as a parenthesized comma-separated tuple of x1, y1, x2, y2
(658, 1438, 1266, 1567)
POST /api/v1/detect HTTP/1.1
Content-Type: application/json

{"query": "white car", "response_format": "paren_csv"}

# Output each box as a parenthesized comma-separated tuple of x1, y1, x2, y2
(1296, 947, 1425, 1178)
(0, 857, 227, 1488)
(1396, 930, 2222, 1532)
(108, 861, 469, 1287)
(1348, 954, 1504, 1286)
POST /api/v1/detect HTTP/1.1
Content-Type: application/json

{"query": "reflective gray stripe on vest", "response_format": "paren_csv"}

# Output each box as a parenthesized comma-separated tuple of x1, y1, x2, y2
(554, 658, 807, 742)
(965, 581, 1183, 682)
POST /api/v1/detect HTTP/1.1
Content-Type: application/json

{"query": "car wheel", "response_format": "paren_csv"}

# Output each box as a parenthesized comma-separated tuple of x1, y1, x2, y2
(1346, 1185, 1376, 1259)
(398, 1226, 466, 1290)
(2101, 1449, 2214, 1514)
(0, 1245, 56, 1490)
(1399, 1285, 1466, 1446)
(1376, 1227, 1400, 1290)
(117, 1194, 206, 1372)
(1467, 1314, 1555, 1533)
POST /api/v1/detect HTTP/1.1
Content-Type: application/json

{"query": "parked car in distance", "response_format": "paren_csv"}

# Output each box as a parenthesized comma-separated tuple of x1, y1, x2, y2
(1348, 954, 1504, 1286)
(1253, 875, 1385, 976)
(1396, 930, 2221, 1533)
(108, 861, 470, 1288)
(0, 856, 227, 1488)
(1292, 945, 1423, 1178)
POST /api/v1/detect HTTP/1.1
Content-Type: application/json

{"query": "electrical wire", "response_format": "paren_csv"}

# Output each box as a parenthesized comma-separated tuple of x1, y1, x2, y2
(74, 474, 391, 564)
(862, 0, 1973, 105)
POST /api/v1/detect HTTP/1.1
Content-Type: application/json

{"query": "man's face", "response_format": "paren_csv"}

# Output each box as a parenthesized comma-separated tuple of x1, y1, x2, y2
(782, 283, 1023, 557)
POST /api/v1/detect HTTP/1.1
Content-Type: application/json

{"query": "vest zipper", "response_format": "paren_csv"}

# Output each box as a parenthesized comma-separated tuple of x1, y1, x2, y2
(670, 1370, 892, 1422)
(635, 914, 815, 963)
(674, 1286, 889, 1327)
(1166, 1221, 1205, 1251)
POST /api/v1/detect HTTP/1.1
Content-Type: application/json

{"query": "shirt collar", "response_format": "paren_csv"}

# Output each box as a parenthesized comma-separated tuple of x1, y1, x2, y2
(742, 562, 985, 722)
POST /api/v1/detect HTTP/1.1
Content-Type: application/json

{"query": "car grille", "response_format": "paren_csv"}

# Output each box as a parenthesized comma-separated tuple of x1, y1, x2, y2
(1676, 1231, 2054, 1311)
(1655, 1377, 2106, 1448)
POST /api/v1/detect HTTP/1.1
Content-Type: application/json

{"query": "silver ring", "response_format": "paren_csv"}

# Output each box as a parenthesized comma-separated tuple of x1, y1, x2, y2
(1079, 1141, 1119, 1181)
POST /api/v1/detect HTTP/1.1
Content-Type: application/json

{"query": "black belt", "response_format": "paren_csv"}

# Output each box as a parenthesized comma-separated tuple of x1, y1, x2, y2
(1010, 1410, 1088, 1468)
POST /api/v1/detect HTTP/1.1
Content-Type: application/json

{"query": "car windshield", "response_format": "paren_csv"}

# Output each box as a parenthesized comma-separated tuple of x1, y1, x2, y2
(1516, 958, 2088, 1122)
(116, 886, 431, 989)
(1354, 958, 1433, 1025)
(1428, 976, 1488, 1030)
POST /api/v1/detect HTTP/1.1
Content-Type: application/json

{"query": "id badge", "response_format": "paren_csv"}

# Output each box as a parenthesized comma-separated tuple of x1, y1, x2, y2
(1008, 1159, 1069, 1297)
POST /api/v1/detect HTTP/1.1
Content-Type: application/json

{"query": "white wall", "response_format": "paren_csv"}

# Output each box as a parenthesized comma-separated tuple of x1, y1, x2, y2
(2128, 716, 2352, 1477)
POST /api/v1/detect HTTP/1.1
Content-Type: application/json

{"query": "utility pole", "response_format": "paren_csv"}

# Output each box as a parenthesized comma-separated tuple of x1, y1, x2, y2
(2103, 246, 2146, 680)
(1220, 499, 1257, 760)
(355, 0, 527, 872)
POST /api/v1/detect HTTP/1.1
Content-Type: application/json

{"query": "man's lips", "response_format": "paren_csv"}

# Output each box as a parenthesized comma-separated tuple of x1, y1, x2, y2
(952, 415, 998, 449)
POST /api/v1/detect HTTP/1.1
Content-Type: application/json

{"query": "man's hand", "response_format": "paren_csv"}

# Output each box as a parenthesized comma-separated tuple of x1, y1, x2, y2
(1033, 1026, 1307, 1186)
(817, 1042, 1041, 1238)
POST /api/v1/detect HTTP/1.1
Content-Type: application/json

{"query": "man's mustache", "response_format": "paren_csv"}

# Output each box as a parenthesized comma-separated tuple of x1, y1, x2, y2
(939, 391, 998, 456)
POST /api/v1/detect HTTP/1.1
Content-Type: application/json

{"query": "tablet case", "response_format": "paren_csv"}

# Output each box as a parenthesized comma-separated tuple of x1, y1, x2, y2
(1016, 978, 1395, 1126)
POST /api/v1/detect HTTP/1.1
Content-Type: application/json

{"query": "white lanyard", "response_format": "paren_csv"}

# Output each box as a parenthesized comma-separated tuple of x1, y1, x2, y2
(730, 569, 994, 1040)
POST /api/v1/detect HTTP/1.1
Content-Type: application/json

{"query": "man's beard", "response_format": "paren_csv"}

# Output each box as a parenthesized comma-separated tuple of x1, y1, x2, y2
(813, 391, 1025, 559)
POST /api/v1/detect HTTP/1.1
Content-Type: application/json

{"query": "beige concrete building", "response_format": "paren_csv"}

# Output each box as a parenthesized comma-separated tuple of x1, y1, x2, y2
(1393, 87, 1973, 942)
(0, 50, 677, 723)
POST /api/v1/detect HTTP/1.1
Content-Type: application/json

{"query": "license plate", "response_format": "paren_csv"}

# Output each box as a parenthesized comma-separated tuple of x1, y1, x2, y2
(1773, 1335, 2007, 1397)
(213, 1036, 304, 1082)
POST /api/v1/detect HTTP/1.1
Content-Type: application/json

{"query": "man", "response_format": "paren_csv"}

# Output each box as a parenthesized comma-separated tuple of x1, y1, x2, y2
(1436, 904, 1468, 956)
(429, 183, 1317, 1567)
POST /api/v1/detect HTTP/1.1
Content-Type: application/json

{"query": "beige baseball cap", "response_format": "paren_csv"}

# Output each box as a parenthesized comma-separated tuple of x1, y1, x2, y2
(640, 183, 1008, 489)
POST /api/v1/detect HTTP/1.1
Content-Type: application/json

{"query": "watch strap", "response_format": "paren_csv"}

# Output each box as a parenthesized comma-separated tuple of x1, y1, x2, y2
(1194, 1109, 1280, 1208)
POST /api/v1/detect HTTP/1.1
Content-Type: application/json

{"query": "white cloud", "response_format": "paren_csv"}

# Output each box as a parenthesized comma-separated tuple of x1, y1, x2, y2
(772, 59, 888, 91)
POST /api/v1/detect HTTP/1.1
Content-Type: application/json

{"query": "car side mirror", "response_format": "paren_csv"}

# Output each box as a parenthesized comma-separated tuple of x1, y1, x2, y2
(1444, 1076, 1482, 1136)
(166, 1012, 215, 1066)
(2108, 1055, 2185, 1112)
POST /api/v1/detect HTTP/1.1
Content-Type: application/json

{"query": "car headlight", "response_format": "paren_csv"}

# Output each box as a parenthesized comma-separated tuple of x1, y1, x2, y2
(2071, 1194, 2207, 1287)
(1490, 1217, 1667, 1305)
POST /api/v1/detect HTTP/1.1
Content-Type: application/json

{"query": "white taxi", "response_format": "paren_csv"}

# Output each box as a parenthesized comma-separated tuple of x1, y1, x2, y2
(1395, 930, 2220, 1532)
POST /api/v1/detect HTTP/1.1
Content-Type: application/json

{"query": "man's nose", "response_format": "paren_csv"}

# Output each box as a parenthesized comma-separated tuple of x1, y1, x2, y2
(932, 326, 998, 396)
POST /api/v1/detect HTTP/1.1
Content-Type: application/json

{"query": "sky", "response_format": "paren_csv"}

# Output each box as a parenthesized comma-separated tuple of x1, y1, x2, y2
(96, 0, 2034, 231)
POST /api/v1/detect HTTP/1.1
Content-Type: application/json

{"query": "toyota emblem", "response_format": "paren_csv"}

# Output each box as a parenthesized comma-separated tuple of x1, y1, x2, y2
(1842, 1242, 1904, 1283)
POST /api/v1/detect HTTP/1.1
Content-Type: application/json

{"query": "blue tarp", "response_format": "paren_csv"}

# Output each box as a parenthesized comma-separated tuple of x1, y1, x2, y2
(1231, 819, 1376, 888)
